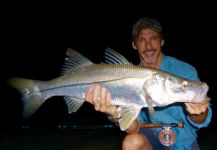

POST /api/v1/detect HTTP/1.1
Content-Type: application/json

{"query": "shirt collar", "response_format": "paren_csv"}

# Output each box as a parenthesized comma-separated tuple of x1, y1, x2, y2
(159, 53, 165, 70)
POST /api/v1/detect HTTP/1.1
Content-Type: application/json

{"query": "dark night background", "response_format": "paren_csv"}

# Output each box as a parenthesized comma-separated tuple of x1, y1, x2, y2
(0, 2, 216, 136)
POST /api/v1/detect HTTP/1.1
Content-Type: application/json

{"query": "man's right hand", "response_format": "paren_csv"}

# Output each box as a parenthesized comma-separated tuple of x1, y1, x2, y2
(85, 84, 117, 118)
(85, 84, 141, 133)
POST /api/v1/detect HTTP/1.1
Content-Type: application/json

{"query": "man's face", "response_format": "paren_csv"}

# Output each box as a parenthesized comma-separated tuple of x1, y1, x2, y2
(133, 28, 164, 68)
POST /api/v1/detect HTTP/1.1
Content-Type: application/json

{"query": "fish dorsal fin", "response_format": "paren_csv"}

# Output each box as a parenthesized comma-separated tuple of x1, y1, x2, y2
(64, 96, 85, 113)
(105, 47, 131, 64)
(118, 105, 141, 131)
(61, 48, 93, 75)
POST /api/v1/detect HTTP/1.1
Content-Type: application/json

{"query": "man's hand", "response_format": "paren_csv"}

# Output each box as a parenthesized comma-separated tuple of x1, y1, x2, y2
(85, 84, 117, 117)
(185, 97, 210, 124)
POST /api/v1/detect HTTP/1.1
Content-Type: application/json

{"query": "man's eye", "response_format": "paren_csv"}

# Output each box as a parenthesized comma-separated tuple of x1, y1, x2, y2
(138, 38, 145, 42)
(151, 36, 160, 41)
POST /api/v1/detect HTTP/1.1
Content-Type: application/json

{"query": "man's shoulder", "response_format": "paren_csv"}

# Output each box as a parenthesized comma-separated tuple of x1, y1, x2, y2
(165, 55, 194, 68)
(163, 55, 199, 80)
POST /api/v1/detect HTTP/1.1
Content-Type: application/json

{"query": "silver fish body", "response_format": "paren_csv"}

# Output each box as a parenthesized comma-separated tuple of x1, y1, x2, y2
(7, 48, 209, 131)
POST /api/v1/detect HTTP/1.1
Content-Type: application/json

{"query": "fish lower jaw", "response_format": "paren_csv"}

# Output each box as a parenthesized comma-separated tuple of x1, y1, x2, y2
(192, 95, 206, 103)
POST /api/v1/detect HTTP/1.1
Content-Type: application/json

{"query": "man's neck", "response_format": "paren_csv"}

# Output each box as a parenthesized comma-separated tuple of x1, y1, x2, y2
(144, 63, 159, 69)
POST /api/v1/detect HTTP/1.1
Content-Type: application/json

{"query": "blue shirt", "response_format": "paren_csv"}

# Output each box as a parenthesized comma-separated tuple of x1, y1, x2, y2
(138, 54, 212, 149)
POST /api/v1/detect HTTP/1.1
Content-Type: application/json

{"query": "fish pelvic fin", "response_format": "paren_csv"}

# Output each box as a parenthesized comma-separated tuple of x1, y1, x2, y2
(64, 96, 85, 113)
(7, 78, 45, 119)
(61, 48, 93, 75)
(118, 105, 141, 131)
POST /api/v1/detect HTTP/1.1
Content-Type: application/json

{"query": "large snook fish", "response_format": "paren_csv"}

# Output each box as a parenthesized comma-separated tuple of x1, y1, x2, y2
(7, 48, 209, 131)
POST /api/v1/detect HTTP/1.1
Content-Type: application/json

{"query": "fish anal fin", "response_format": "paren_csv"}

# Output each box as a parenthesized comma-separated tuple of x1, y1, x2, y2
(64, 96, 85, 113)
(118, 105, 141, 131)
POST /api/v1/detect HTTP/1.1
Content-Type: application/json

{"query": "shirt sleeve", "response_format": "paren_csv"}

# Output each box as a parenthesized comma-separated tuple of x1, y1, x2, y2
(173, 60, 200, 81)
(187, 105, 212, 129)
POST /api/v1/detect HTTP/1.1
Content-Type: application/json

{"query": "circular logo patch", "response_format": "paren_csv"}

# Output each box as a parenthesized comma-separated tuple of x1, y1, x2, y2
(159, 127, 176, 146)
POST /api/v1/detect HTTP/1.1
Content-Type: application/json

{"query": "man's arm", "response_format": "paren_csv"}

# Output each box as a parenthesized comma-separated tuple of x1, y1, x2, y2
(125, 119, 141, 134)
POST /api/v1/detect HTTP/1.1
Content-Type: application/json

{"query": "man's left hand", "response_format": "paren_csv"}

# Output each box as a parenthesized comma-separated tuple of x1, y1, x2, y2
(185, 97, 210, 123)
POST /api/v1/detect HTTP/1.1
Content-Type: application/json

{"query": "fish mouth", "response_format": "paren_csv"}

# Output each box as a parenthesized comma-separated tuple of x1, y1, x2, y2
(193, 83, 209, 103)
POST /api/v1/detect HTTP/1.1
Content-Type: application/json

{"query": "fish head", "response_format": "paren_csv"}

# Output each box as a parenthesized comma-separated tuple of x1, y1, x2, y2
(181, 79, 208, 103)
(163, 75, 209, 103)
(144, 73, 209, 106)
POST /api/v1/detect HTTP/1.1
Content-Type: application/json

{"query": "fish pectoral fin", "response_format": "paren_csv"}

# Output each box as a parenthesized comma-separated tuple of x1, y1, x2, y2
(145, 95, 156, 116)
(64, 96, 85, 113)
(117, 105, 141, 131)
(140, 87, 156, 117)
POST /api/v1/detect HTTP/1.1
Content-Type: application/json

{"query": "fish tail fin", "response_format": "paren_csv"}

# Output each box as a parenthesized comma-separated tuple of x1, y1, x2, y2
(117, 106, 141, 131)
(7, 77, 45, 119)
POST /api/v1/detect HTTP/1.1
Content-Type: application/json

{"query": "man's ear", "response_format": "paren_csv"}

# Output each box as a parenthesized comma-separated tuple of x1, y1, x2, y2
(161, 39, 164, 47)
(132, 41, 137, 50)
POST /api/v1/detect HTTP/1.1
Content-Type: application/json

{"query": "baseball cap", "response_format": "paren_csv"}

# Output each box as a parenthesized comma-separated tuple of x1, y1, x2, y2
(132, 17, 162, 38)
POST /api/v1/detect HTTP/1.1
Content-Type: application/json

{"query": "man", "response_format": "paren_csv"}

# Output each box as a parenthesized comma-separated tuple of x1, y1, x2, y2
(85, 17, 212, 150)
